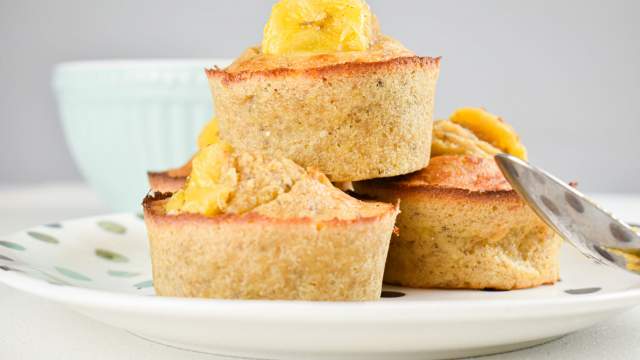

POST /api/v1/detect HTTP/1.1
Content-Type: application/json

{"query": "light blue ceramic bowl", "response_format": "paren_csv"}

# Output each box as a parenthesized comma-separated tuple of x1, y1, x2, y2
(53, 59, 232, 212)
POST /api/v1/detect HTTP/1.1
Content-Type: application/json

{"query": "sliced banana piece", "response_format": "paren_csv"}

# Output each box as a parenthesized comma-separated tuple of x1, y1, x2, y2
(262, 0, 376, 55)
(450, 107, 527, 160)
(197, 117, 220, 149)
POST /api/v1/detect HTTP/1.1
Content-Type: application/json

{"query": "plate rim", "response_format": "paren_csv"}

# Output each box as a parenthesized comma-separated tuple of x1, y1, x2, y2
(2, 212, 640, 322)
(2, 269, 640, 322)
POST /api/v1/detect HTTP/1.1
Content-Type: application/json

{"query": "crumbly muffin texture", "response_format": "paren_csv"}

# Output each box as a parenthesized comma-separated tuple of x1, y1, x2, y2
(226, 150, 390, 220)
(163, 144, 391, 221)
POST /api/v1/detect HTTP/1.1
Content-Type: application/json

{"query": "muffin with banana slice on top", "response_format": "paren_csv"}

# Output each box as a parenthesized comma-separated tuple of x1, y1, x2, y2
(355, 108, 562, 290)
(207, 0, 440, 182)
(144, 142, 398, 300)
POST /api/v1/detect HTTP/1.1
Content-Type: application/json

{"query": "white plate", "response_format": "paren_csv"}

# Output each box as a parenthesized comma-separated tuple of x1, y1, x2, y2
(0, 213, 639, 360)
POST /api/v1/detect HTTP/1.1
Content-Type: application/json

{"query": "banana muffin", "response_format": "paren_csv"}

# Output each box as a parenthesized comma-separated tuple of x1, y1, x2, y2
(355, 155, 562, 290)
(144, 143, 399, 300)
(206, 0, 440, 182)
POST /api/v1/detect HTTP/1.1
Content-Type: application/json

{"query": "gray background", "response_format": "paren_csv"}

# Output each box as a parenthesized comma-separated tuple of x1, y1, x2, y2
(1, 0, 639, 191)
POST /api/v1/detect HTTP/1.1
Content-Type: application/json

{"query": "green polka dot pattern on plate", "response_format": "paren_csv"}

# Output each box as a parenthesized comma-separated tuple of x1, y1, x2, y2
(95, 249, 129, 263)
(0, 241, 25, 251)
(27, 231, 59, 244)
(97, 221, 127, 234)
(55, 266, 91, 281)
(107, 270, 140, 278)
(38, 271, 71, 286)
(134, 280, 153, 289)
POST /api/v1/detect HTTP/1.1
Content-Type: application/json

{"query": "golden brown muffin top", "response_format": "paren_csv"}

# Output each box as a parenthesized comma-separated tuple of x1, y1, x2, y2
(154, 144, 392, 221)
(251, 167, 390, 221)
(388, 155, 512, 192)
(229, 152, 393, 220)
(223, 35, 414, 73)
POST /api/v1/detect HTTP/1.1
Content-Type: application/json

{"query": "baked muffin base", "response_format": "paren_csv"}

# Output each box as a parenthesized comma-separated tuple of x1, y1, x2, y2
(143, 193, 398, 300)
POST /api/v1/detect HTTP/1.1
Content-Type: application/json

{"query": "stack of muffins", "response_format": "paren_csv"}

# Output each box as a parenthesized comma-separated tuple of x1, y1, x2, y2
(143, 0, 561, 301)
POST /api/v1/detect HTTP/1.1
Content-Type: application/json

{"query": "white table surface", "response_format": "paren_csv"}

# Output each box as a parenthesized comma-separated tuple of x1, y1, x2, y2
(1, 183, 640, 360)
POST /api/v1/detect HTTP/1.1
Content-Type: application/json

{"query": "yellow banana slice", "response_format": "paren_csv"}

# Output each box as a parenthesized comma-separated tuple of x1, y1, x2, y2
(450, 107, 527, 160)
(262, 0, 376, 55)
